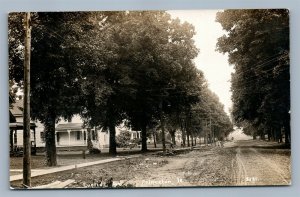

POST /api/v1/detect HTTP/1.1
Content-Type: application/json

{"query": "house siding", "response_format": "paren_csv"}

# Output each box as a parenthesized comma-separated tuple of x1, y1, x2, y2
(11, 112, 142, 150)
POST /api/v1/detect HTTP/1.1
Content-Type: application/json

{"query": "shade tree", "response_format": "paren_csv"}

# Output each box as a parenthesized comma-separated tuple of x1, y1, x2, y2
(216, 9, 290, 144)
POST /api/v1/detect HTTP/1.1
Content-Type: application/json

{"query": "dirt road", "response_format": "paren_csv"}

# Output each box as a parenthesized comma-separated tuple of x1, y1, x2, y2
(233, 143, 291, 186)
(10, 140, 291, 188)
(127, 140, 291, 187)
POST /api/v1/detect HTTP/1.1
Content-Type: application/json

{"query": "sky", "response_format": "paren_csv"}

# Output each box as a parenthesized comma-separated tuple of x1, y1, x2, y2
(168, 10, 234, 115)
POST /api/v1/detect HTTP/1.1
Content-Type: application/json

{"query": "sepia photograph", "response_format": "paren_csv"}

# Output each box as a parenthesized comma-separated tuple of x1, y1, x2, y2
(8, 9, 291, 189)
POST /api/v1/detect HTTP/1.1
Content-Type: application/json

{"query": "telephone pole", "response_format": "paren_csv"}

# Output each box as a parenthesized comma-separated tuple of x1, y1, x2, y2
(23, 12, 32, 188)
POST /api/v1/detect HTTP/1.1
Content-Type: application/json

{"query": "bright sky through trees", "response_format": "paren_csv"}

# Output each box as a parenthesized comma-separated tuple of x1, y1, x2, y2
(168, 10, 234, 115)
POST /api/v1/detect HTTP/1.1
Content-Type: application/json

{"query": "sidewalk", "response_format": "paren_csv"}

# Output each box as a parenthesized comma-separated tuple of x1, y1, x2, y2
(10, 145, 209, 182)
(10, 155, 141, 182)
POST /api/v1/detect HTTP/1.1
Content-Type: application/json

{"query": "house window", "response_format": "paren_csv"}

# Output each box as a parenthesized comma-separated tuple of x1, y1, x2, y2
(76, 131, 81, 140)
(92, 130, 96, 140)
(83, 131, 86, 140)
(40, 131, 45, 142)
(13, 131, 17, 144)
(57, 132, 60, 142)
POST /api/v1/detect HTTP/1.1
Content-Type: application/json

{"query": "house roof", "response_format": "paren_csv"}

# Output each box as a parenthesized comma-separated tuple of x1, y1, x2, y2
(10, 111, 16, 123)
(10, 99, 23, 117)
(56, 123, 83, 131)
(9, 122, 36, 130)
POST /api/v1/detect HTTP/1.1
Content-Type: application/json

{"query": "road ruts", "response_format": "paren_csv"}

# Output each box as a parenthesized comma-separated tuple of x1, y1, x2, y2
(234, 147, 291, 186)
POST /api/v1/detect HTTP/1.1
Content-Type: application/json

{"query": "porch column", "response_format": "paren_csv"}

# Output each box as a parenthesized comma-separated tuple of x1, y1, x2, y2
(14, 129, 17, 146)
(67, 130, 71, 151)
(32, 127, 36, 155)
(33, 128, 36, 142)
(81, 129, 85, 145)
(85, 130, 87, 144)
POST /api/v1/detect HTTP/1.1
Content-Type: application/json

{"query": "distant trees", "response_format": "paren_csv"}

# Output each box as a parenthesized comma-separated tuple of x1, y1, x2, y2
(9, 11, 233, 165)
(216, 9, 290, 144)
(185, 82, 233, 146)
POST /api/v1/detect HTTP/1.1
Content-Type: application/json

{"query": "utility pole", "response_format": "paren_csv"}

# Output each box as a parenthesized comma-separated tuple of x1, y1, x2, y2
(23, 12, 32, 188)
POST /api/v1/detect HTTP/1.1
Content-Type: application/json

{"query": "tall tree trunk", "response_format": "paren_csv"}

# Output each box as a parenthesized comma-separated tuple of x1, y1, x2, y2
(187, 133, 190, 147)
(87, 128, 93, 152)
(182, 131, 186, 147)
(268, 129, 271, 141)
(273, 126, 278, 142)
(153, 131, 156, 148)
(253, 133, 257, 140)
(108, 121, 117, 156)
(270, 128, 274, 141)
(141, 119, 147, 152)
(205, 130, 208, 145)
(108, 102, 117, 155)
(284, 123, 290, 145)
(45, 115, 57, 166)
(274, 129, 277, 142)
(170, 130, 176, 145)
(279, 127, 283, 143)
(161, 114, 166, 153)
(260, 132, 265, 140)
(191, 134, 194, 146)
(181, 122, 186, 147)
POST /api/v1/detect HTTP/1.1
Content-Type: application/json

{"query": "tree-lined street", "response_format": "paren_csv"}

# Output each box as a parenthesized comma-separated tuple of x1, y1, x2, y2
(216, 10, 290, 143)
(10, 140, 291, 188)
(8, 9, 290, 188)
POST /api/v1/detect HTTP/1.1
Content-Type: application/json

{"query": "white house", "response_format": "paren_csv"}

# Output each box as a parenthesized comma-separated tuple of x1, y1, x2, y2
(9, 99, 40, 151)
(9, 99, 141, 151)
(53, 115, 141, 149)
